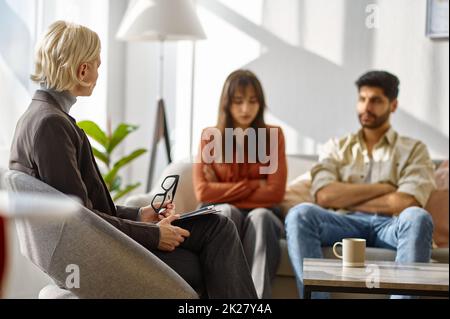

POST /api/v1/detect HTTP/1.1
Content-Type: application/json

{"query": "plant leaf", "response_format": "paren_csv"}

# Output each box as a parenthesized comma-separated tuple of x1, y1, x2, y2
(107, 123, 139, 153)
(77, 120, 109, 148)
(104, 148, 147, 185)
(91, 147, 109, 166)
(110, 176, 122, 192)
(113, 183, 141, 201)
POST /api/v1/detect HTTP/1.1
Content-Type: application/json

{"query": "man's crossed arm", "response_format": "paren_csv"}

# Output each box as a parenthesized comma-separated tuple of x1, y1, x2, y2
(316, 182, 420, 215)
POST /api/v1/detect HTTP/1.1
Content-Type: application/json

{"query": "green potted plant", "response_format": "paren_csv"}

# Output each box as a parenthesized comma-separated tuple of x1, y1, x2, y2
(77, 120, 147, 201)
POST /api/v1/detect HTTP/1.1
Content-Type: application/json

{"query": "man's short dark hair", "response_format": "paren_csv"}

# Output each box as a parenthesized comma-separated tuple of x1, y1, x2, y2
(355, 70, 400, 101)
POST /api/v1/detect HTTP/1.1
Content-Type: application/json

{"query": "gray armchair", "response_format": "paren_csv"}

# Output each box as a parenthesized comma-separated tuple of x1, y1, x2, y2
(0, 168, 198, 299)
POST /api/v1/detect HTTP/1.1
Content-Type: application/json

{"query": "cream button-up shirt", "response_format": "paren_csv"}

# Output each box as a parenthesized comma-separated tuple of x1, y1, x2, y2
(311, 128, 436, 211)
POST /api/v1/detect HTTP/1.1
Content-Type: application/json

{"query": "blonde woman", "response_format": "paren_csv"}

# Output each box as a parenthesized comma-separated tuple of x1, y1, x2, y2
(9, 21, 257, 298)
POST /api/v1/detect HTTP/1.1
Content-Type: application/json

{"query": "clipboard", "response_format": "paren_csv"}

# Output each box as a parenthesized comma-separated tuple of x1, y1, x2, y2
(178, 205, 221, 220)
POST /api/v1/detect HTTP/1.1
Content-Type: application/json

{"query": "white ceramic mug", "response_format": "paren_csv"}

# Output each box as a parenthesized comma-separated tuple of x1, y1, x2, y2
(333, 238, 366, 267)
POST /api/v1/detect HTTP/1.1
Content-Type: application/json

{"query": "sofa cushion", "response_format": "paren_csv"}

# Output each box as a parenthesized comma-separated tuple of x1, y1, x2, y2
(430, 248, 450, 263)
(425, 161, 449, 248)
(280, 173, 313, 216)
(277, 239, 295, 276)
(435, 160, 449, 189)
(426, 190, 449, 248)
(269, 156, 317, 217)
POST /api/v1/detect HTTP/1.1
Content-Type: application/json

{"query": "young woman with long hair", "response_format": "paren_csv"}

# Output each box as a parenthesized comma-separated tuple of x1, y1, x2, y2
(193, 69, 287, 298)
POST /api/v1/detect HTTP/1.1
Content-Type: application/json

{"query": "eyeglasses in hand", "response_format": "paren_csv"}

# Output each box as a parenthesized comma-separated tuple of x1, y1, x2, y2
(151, 175, 179, 214)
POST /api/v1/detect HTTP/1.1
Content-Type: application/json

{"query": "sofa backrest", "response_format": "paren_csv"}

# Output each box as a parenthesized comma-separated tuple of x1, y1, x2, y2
(1, 169, 197, 298)
(286, 155, 317, 182)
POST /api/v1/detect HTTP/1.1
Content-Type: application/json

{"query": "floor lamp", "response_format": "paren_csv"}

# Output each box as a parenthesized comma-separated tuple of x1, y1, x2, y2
(116, 0, 206, 191)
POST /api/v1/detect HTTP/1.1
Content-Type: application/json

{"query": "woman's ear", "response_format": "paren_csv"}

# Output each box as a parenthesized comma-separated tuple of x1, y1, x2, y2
(77, 63, 88, 81)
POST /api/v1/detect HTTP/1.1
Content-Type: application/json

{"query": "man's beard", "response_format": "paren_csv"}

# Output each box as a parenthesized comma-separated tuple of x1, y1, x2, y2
(358, 109, 391, 129)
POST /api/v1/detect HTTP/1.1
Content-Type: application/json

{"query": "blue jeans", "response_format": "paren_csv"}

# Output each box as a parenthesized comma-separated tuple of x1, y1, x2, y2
(285, 203, 434, 299)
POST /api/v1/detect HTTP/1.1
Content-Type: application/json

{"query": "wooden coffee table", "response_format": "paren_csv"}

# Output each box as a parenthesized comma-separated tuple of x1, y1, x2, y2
(303, 258, 449, 299)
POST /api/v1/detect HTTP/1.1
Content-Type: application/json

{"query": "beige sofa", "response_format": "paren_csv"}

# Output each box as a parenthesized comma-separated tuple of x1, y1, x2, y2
(125, 155, 449, 299)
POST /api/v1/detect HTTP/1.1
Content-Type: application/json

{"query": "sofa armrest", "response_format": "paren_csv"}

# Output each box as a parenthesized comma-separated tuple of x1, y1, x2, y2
(425, 190, 449, 248)
(125, 193, 154, 208)
(125, 160, 199, 214)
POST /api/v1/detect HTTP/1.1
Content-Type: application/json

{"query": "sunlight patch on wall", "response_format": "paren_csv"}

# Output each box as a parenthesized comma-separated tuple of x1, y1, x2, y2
(0, 56, 30, 165)
(174, 3, 263, 160)
(218, 0, 264, 26)
(301, 0, 345, 66)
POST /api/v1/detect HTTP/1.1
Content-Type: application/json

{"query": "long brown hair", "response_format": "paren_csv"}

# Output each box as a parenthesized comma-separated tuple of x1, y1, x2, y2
(212, 69, 270, 162)
(216, 69, 267, 133)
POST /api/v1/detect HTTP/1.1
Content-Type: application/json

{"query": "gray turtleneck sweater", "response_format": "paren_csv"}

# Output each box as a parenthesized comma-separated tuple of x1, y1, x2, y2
(40, 85, 77, 114)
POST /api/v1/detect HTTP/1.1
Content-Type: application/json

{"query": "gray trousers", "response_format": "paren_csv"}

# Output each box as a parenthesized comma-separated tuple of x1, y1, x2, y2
(215, 204, 284, 299)
(152, 213, 257, 299)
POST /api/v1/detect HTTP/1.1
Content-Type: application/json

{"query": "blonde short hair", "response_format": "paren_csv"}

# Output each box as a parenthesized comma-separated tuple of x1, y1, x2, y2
(31, 20, 101, 91)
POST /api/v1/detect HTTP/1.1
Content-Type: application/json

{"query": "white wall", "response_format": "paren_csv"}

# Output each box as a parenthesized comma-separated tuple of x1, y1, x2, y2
(119, 0, 449, 196)
(373, 0, 449, 158)
(0, 0, 37, 168)
(191, 0, 449, 158)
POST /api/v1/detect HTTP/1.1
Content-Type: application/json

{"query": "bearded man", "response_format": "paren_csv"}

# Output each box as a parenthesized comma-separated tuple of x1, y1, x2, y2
(285, 70, 436, 299)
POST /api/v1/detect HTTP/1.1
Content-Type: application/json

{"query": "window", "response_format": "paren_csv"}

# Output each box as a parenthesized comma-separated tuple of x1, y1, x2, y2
(0, 0, 37, 166)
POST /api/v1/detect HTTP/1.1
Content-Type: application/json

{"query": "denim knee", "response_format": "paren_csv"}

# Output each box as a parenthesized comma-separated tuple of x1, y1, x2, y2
(285, 203, 320, 229)
(398, 207, 434, 235)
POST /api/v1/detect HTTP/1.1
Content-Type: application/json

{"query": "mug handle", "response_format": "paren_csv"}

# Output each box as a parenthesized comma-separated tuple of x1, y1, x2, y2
(333, 242, 343, 259)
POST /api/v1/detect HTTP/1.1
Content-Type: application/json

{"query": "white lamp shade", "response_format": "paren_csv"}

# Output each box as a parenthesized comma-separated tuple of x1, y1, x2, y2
(116, 0, 206, 41)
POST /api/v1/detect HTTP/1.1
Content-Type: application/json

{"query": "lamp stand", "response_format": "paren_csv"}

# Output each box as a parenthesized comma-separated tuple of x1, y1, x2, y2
(146, 98, 172, 192)
(189, 41, 197, 159)
(146, 40, 172, 192)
